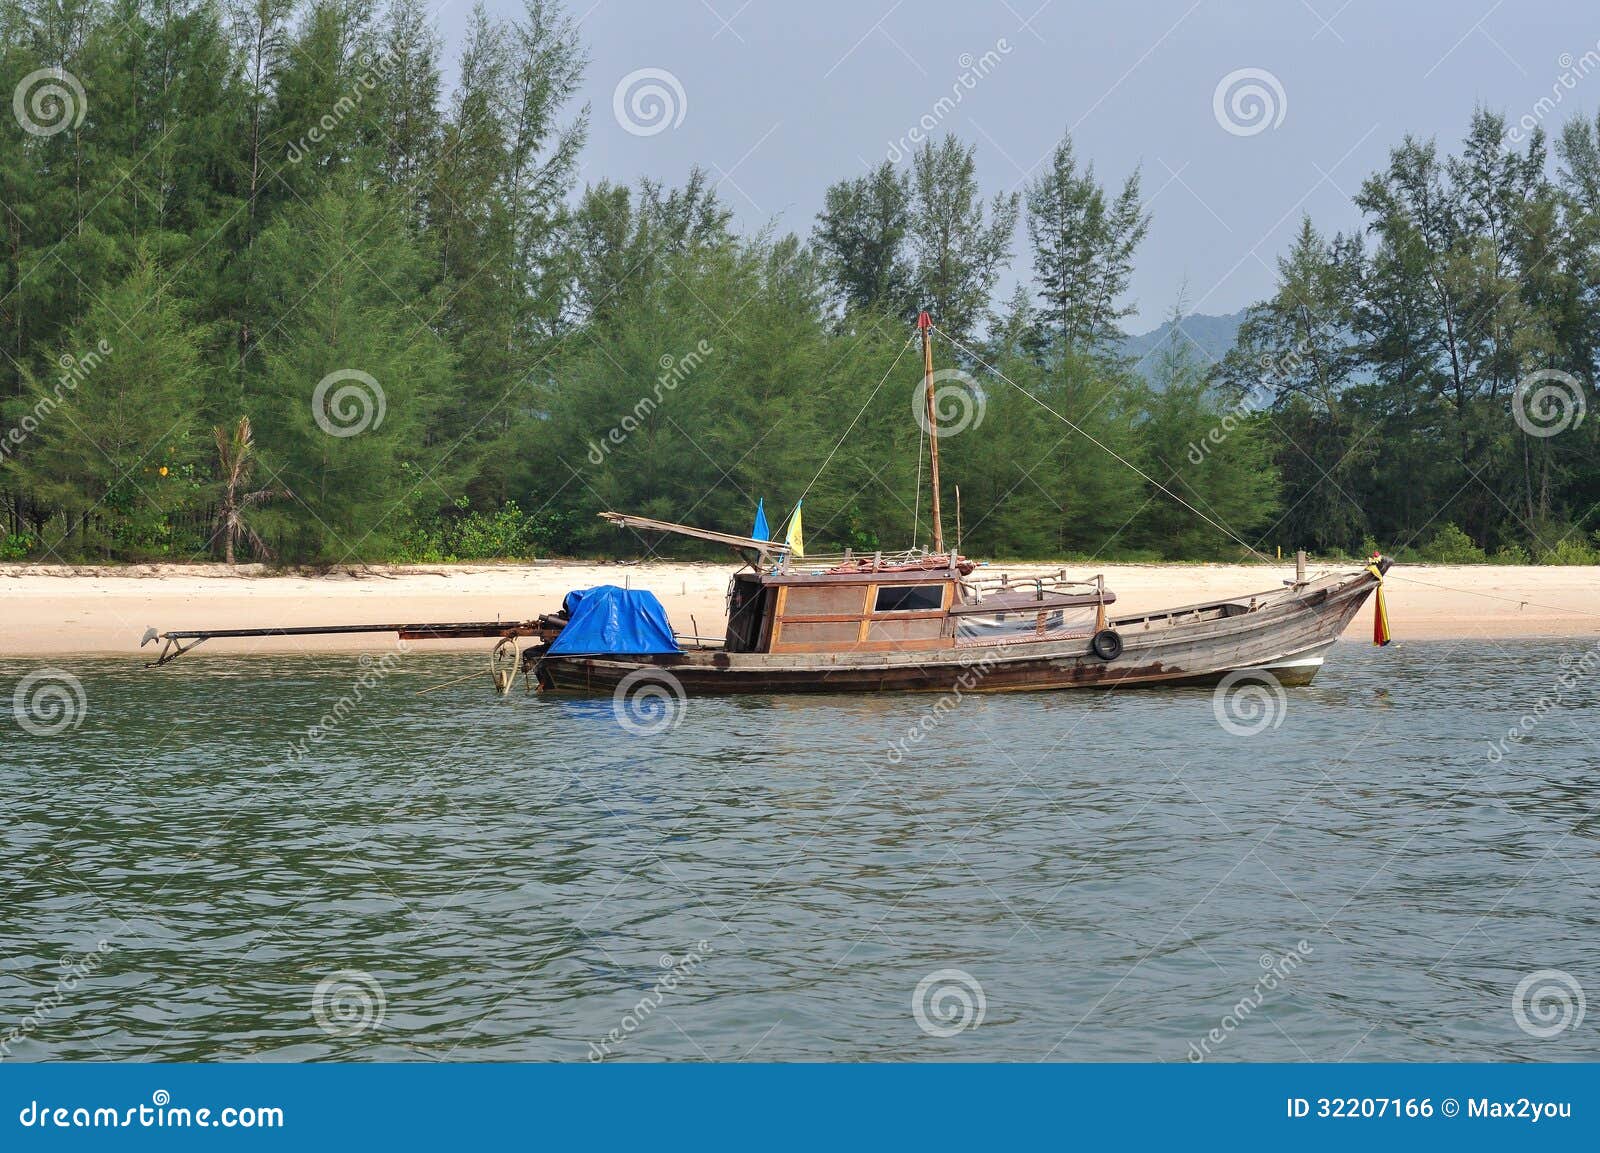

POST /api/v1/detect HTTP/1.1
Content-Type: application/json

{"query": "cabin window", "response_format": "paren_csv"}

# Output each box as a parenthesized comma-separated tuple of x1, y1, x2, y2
(783, 584, 868, 616)
(872, 584, 945, 613)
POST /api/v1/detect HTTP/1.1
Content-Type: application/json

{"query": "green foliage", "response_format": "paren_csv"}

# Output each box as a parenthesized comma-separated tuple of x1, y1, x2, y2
(1419, 523, 1487, 564)
(248, 180, 451, 560)
(1026, 131, 1149, 354)
(393, 499, 563, 562)
(1536, 533, 1600, 565)
(3, 5, 1598, 571)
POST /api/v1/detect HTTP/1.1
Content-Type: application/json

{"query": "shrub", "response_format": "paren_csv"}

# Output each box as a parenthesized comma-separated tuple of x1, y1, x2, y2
(1538, 536, 1600, 565)
(1419, 523, 1486, 564)
(392, 500, 582, 563)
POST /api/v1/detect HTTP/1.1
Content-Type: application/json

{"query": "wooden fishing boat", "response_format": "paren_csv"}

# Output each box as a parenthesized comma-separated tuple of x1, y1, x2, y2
(145, 313, 1391, 692)
(519, 520, 1388, 696)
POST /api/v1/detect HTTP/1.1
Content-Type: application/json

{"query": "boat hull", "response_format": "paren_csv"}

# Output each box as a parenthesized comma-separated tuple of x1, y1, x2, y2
(532, 568, 1380, 696)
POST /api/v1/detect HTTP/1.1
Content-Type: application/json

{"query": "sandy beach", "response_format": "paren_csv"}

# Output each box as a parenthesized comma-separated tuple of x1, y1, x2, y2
(2, 559, 1597, 658)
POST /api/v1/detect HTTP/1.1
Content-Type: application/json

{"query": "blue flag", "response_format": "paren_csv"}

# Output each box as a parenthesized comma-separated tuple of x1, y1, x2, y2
(752, 499, 769, 541)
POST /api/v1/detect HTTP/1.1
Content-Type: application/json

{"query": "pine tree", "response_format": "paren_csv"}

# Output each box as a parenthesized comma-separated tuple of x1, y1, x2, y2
(1024, 130, 1149, 355)
(907, 137, 1018, 341)
(812, 160, 914, 321)
(6, 252, 205, 557)
(250, 181, 451, 560)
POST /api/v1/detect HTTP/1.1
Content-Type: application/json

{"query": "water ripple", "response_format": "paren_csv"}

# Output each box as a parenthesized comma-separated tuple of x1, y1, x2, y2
(1, 640, 1596, 1061)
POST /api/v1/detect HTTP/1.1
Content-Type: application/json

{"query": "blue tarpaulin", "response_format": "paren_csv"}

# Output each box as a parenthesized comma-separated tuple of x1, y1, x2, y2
(546, 585, 682, 655)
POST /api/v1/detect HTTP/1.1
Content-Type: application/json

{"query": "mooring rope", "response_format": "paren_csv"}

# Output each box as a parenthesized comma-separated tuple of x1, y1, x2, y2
(779, 332, 917, 538)
(1387, 571, 1600, 620)
(930, 325, 1278, 565)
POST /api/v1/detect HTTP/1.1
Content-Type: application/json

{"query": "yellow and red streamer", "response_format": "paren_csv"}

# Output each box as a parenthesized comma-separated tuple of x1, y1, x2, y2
(1366, 560, 1392, 646)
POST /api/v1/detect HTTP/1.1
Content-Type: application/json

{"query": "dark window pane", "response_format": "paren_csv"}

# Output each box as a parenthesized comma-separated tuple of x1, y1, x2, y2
(873, 584, 945, 613)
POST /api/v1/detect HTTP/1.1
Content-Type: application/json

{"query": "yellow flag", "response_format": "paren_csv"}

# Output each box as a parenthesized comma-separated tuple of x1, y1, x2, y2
(784, 501, 804, 558)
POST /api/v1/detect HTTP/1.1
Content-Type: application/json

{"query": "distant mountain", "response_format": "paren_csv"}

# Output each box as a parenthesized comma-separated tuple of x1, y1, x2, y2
(1119, 309, 1247, 383)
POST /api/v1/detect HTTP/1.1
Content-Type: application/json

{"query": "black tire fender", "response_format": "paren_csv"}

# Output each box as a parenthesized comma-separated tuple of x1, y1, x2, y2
(1090, 628, 1123, 661)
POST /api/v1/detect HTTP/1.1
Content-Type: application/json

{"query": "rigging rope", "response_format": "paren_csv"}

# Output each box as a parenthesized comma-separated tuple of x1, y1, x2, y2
(1387, 572, 1600, 620)
(780, 332, 917, 536)
(912, 422, 924, 551)
(930, 325, 1278, 565)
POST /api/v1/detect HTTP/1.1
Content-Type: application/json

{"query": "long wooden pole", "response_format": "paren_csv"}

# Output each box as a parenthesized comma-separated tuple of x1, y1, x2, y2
(919, 312, 944, 555)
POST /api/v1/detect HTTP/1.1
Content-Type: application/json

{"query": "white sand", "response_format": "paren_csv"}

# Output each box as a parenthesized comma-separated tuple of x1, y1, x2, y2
(2, 560, 1597, 657)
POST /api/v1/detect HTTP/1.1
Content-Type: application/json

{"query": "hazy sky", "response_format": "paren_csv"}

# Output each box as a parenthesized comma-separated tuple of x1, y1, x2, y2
(438, 0, 1597, 329)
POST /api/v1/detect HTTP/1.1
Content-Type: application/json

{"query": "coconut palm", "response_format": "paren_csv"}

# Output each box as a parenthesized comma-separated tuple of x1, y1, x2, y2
(212, 417, 288, 564)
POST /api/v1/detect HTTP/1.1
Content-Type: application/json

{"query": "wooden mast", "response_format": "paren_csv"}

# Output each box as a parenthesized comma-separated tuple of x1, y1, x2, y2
(918, 311, 944, 555)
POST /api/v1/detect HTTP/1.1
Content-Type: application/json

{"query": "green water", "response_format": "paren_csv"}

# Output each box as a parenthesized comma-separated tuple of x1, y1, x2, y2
(2, 639, 1596, 1061)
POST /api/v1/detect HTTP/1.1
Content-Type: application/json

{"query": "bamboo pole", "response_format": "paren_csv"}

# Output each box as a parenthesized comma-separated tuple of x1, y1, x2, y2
(920, 312, 944, 555)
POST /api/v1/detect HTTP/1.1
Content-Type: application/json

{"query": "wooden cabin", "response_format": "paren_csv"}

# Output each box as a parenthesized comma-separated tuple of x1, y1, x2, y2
(725, 553, 1112, 656)
(594, 513, 1113, 658)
